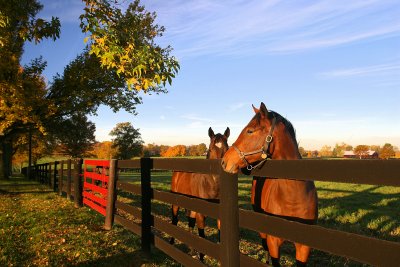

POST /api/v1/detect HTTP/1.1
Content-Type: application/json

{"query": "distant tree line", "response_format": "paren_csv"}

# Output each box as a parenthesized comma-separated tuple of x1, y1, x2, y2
(299, 142, 399, 159)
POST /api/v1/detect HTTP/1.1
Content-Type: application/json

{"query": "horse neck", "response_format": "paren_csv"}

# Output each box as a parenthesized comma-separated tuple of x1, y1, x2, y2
(271, 128, 301, 160)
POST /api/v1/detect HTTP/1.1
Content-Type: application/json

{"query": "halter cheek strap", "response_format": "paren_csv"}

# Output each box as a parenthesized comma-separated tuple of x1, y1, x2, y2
(232, 116, 277, 171)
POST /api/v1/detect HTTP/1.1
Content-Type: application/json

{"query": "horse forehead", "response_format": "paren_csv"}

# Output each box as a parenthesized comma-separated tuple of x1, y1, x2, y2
(213, 134, 227, 143)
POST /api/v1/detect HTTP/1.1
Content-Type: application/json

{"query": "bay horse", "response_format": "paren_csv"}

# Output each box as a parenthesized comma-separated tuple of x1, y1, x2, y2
(170, 127, 230, 260)
(221, 102, 318, 267)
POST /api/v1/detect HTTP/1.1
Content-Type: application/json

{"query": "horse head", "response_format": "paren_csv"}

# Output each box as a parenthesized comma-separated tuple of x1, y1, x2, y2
(207, 127, 230, 159)
(222, 102, 299, 173)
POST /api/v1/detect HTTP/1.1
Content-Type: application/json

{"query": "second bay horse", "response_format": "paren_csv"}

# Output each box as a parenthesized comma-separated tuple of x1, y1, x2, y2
(170, 127, 230, 261)
(221, 102, 318, 267)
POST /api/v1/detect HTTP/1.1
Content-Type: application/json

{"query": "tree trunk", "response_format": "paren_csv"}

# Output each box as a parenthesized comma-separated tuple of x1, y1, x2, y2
(1, 139, 13, 180)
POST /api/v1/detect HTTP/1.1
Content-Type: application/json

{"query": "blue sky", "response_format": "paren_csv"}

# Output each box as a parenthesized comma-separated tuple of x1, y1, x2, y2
(22, 0, 400, 150)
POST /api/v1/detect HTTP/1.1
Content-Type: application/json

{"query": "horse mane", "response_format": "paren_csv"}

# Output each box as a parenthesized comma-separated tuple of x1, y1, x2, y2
(269, 110, 297, 142)
(254, 110, 297, 142)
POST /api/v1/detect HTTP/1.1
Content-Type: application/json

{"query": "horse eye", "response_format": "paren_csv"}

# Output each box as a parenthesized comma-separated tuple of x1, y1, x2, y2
(247, 129, 254, 134)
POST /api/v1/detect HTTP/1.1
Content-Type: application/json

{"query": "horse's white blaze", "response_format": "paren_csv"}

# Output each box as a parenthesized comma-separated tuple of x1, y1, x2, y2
(215, 142, 223, 148)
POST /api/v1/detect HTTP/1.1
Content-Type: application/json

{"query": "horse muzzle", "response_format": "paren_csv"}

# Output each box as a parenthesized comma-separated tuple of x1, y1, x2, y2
(221, 158, 239, 174)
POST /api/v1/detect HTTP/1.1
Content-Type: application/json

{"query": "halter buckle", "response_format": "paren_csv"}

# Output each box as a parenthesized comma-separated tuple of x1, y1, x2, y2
(261, 152, 267, 159)
(266, 135, 273, 143)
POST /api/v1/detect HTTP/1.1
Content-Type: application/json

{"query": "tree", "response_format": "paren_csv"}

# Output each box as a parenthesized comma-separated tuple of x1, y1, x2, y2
(379, 143, 395, 159)
(196, 143, 207, 156)
(332, 142, 351, 157)
(80, 0, 179, 91)
(298, 146, 307, 157)
(110, 122, 143, 159)
(1, 0, 179, 178)
(319, 145, 333, 158)
(90, 141, 117, 159)
(0, 0, 60, 179)
(161, 145, 186, 157)
(51, 114, 96, 158)
(143, 143, 161, 157)
(354, 145, 369, 159)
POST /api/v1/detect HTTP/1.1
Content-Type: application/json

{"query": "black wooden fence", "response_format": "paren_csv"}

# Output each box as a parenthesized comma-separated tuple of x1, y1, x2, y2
(28, 158, 400, 267)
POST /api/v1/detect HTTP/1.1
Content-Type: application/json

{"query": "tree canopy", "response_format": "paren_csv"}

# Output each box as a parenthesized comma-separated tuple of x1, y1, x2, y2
(1, 0, 179, 178)
(80, 0, 179, 91)
(110, 122, 144, 159)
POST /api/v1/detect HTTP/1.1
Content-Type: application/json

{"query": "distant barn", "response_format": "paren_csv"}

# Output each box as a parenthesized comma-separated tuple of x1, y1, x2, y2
(343, 150, 379, 159)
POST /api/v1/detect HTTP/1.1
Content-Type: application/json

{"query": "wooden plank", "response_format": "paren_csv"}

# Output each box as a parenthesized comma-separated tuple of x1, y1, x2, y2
(239, 209, 400, 266)
(250, 160, 400, 186)
(153, 215, 220, 260)
(154, 236, 206, 267)
(152, 158, 221, 174)
(114, 214, 141, 236)
(152, 189, 219, 219)
(117, 181, 141, 195)
(118, 159, 140, 169)
(115, 200, 142, 219)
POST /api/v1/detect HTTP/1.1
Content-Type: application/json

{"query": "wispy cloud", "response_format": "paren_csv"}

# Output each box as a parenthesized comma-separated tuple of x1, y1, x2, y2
(228, 102, 251, 112)
(143, 0, 400, 57)
(181, 114, 215, 122)
(319, 62, 400, 77)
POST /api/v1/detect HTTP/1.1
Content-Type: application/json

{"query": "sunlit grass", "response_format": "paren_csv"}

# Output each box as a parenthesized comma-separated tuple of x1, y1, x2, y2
(2, 171, 399, 267)
(0, 175, 178, 267)
(117, 172, 400, 266)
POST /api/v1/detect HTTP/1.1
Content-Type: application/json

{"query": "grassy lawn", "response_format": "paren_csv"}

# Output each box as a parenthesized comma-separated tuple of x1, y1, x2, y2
(117, 171, 400, 267)
(0, 175, 177, 267)
(2, 170, 399, 266)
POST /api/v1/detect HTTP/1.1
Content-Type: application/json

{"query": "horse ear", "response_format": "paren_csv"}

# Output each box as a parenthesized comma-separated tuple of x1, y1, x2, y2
(259, 102, 268, 117)
(252, 104, 259, 114)
(208, 127, 215, 138)
(224, 127, 230, 138)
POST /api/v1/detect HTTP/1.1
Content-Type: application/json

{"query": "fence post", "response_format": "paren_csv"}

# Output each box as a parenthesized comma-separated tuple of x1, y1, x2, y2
(141, 157, 153, 255)
(47, 163, 52, 186)
(59, 161, 64, 196)
(38, 165, 40, 182)
(53, 161, 58, 191)
(67, 159, 72, 200)
(104, 159, 118, 230)
(74, 158, 83, 208)
(219, 167, 239, 267)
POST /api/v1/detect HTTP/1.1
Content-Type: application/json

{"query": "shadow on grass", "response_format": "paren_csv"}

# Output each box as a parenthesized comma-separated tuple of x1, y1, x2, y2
(77, 251, 150, 267)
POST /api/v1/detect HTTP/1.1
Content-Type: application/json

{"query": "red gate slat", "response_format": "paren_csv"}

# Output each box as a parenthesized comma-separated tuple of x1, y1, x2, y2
(85, 171, 109, 183)
(83, 198, 106, 216)
(82, 159, 110, 217)
(84, 159, 110, 167)
(84, 182, 108, 196)
(83, 191, 107, 207)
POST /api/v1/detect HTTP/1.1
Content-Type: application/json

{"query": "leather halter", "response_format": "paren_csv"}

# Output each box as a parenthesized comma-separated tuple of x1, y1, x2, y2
(232, 116, 277, 171)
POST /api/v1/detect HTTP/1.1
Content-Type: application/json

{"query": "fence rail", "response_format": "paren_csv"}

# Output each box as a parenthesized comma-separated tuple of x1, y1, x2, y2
(28, 158, 400, 267)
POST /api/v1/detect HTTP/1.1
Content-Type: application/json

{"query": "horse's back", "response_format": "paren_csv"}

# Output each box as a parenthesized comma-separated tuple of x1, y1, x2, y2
(171, 171, 219, 199)
(252, 177, 317, 221)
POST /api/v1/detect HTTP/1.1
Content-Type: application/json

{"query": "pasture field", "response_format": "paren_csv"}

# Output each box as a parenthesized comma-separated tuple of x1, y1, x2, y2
(0, 175, 178, 267)
(117, 171, 400, 267)
(1, 170, 399, 266)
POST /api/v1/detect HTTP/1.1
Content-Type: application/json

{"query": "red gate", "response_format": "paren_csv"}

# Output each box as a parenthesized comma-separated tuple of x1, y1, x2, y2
(83, 159, 110, 216)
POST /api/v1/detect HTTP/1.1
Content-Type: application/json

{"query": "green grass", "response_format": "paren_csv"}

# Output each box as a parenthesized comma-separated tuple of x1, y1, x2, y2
(2, 171, 399, 266)
(117, 171, 400, 267)
(0, 175, 178, 267)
